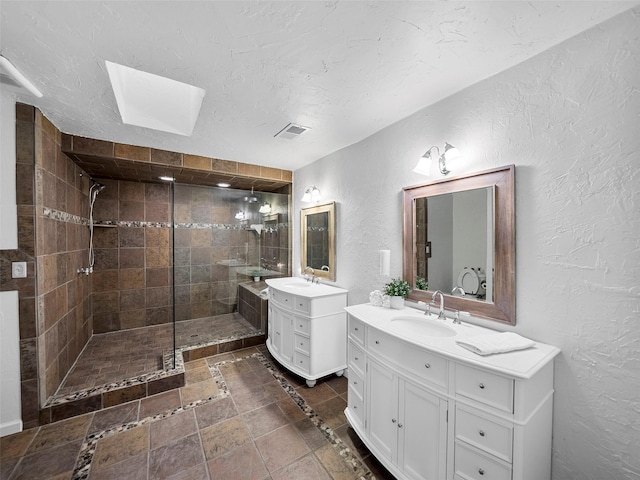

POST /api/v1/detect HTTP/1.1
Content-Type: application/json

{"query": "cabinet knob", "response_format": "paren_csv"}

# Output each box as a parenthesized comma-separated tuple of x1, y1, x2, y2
(398, 423, 403, 428)
(479, 430, 485, 437)
(353, 381, 358, 385)
(375, 340, 380, 345)
(391, 418, 397, 423)
(478, 468, 485, 475)
(276, 331, 280, 335)
(354, 357, 359, 361)
(354, 327, 359, 331)
(353, 405, 357, 409)
(424, 363, 431, 369)
(479, 383, 485, 389)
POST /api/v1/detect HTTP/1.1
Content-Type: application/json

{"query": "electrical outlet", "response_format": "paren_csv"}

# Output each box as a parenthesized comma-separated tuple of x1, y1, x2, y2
(12, 262, 27, 279)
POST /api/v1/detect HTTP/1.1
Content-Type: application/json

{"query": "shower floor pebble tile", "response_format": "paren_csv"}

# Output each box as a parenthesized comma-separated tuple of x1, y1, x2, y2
(1, 347, 396, 480)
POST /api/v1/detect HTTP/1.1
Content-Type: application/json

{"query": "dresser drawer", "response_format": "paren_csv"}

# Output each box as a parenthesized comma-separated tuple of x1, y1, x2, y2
(455, 364, 513, 413)
(294, 334, 310, 355)
(294, 351, 310, 373)
(455, 405, 513, 463)
(294, 317, 310, 335)
(455, 441, 512, 480)
(368, 330, 448, 390)
(349, 317, 365, 345)
(348, 342, 366, 376)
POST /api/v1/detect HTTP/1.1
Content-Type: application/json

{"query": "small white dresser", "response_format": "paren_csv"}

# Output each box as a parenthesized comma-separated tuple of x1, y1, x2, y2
(344, 303, 560, 480)
(266, 277, 348, 387)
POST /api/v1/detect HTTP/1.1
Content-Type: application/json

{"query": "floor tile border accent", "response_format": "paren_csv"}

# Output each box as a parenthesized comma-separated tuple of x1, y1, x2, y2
(256, 353, 373, 480)
(71, 352, 373, 480)
(71, 357, 231, 480)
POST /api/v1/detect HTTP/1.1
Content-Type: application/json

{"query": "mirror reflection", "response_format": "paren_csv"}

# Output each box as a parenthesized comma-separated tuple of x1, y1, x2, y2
(301, 202, 336, 281)
(415, 187, 494, 301)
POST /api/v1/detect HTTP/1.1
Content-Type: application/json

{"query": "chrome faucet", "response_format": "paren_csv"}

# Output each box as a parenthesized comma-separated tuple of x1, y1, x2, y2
(303, 266, 315, 283)
(431, 290, 446, 321)
(451, 286, 466, 297)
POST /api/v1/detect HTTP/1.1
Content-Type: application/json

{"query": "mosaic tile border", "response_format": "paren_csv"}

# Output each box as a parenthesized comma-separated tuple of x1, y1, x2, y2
(42, 206, 289, 232)
(43, 206, 89, 225)
(72, 357, 231, 480)
(71, 352, 373, 480)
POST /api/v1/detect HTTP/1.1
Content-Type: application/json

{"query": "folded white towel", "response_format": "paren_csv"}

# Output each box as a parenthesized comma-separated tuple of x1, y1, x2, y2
(455, 332, 535, 356)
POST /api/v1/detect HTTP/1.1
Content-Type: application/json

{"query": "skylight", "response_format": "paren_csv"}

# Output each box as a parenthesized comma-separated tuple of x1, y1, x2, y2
(106, 61, 205, 136)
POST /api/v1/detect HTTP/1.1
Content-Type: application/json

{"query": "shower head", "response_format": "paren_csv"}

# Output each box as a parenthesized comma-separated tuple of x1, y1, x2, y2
(90, 181, 106, 192)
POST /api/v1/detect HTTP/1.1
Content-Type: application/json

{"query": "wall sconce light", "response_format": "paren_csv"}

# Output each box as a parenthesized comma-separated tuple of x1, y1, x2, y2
(259, 202, 272, 214)
(413, 143, 463, 176)
(235, 210, 245, 220)
(301, 186, 321, 203)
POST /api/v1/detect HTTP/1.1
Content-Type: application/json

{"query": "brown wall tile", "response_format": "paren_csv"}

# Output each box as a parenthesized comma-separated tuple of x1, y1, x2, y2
(184, 154, 212, 171)
(115, 143, 150, 162)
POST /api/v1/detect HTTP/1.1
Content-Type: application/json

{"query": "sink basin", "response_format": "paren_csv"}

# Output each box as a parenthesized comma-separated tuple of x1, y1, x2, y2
(284, 282, 312, 288)
(390, 316, 457, 338)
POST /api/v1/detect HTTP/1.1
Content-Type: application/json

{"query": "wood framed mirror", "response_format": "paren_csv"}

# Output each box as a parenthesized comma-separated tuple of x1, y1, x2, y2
(301, 201, 336, 281)
(403, 165, 515, 324)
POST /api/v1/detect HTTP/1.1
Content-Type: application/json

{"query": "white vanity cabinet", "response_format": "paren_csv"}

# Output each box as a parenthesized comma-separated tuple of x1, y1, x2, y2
(266, 278, 348, 387)
(344, 304, 560, 480)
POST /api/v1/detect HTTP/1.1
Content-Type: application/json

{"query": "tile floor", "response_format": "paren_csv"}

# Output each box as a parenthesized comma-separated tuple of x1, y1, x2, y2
(1, 345, 394, 480)
(56, 313, 258, 395)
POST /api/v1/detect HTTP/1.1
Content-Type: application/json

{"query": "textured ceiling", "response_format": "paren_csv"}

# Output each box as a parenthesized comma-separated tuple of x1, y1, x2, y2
(1, 1, 636, 171)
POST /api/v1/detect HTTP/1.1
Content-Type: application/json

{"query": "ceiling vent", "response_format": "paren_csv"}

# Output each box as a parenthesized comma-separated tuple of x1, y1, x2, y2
(274, 123, 310, 140)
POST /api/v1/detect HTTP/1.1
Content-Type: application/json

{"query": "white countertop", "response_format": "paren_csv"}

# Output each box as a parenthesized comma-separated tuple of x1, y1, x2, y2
(345, 303, 560, 379)
(266, 277, 348, 298)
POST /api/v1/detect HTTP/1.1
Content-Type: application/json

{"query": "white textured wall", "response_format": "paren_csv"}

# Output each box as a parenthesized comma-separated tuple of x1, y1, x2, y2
(294, 9, 640, 479)
(0, 91, 22, 436)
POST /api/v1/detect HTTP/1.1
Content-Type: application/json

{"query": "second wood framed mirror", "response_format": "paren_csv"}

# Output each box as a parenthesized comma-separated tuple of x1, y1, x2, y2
(403, 165, 515, 324)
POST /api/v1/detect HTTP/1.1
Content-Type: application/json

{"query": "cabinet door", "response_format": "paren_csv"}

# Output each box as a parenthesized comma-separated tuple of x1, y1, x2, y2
(368, 358, 398, 463)
(280, 309, 294, 363)
(268, 304, 281, 355)
(398, 379, 448, 480)
(269, 304, 294, 363)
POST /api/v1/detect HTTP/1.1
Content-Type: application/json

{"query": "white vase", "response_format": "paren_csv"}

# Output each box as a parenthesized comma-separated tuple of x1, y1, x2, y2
(254, 276, 260, 282)
(389, 296, 404, 309)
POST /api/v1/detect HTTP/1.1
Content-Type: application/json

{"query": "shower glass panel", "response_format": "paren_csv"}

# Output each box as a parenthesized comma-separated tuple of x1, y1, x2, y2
(172, 183, 290, 350)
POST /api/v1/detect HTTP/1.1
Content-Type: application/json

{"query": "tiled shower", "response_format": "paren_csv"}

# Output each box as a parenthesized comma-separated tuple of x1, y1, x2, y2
(2, 104, 292, 428)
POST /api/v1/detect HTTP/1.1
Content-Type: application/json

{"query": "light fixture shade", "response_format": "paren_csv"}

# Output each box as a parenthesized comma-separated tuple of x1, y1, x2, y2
(413, 155, 432, 175)
(301, 186, 321, 203)
(443, 143, 462, 162)
(259, 202, 272, 214)
(310, 187, 321, 202)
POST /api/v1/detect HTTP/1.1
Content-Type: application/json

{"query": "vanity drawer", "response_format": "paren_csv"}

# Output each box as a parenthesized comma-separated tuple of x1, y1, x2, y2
(294, 317, 310, 335)
(455, 364, 514, 413)
(294, 296, 311, 314)
(294, 334, 310, 355)
(348, 342, 366, 377)
(270, 289, 294, 308)
(294, 351, 310, 373)
(348, 385, 365, 427)
(368, 330, 448, 389)
(349, 317, 366, 345)
(454, 441, 512, 480)
(455, 405, 513, 463)
(348, 368, 364, 400)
